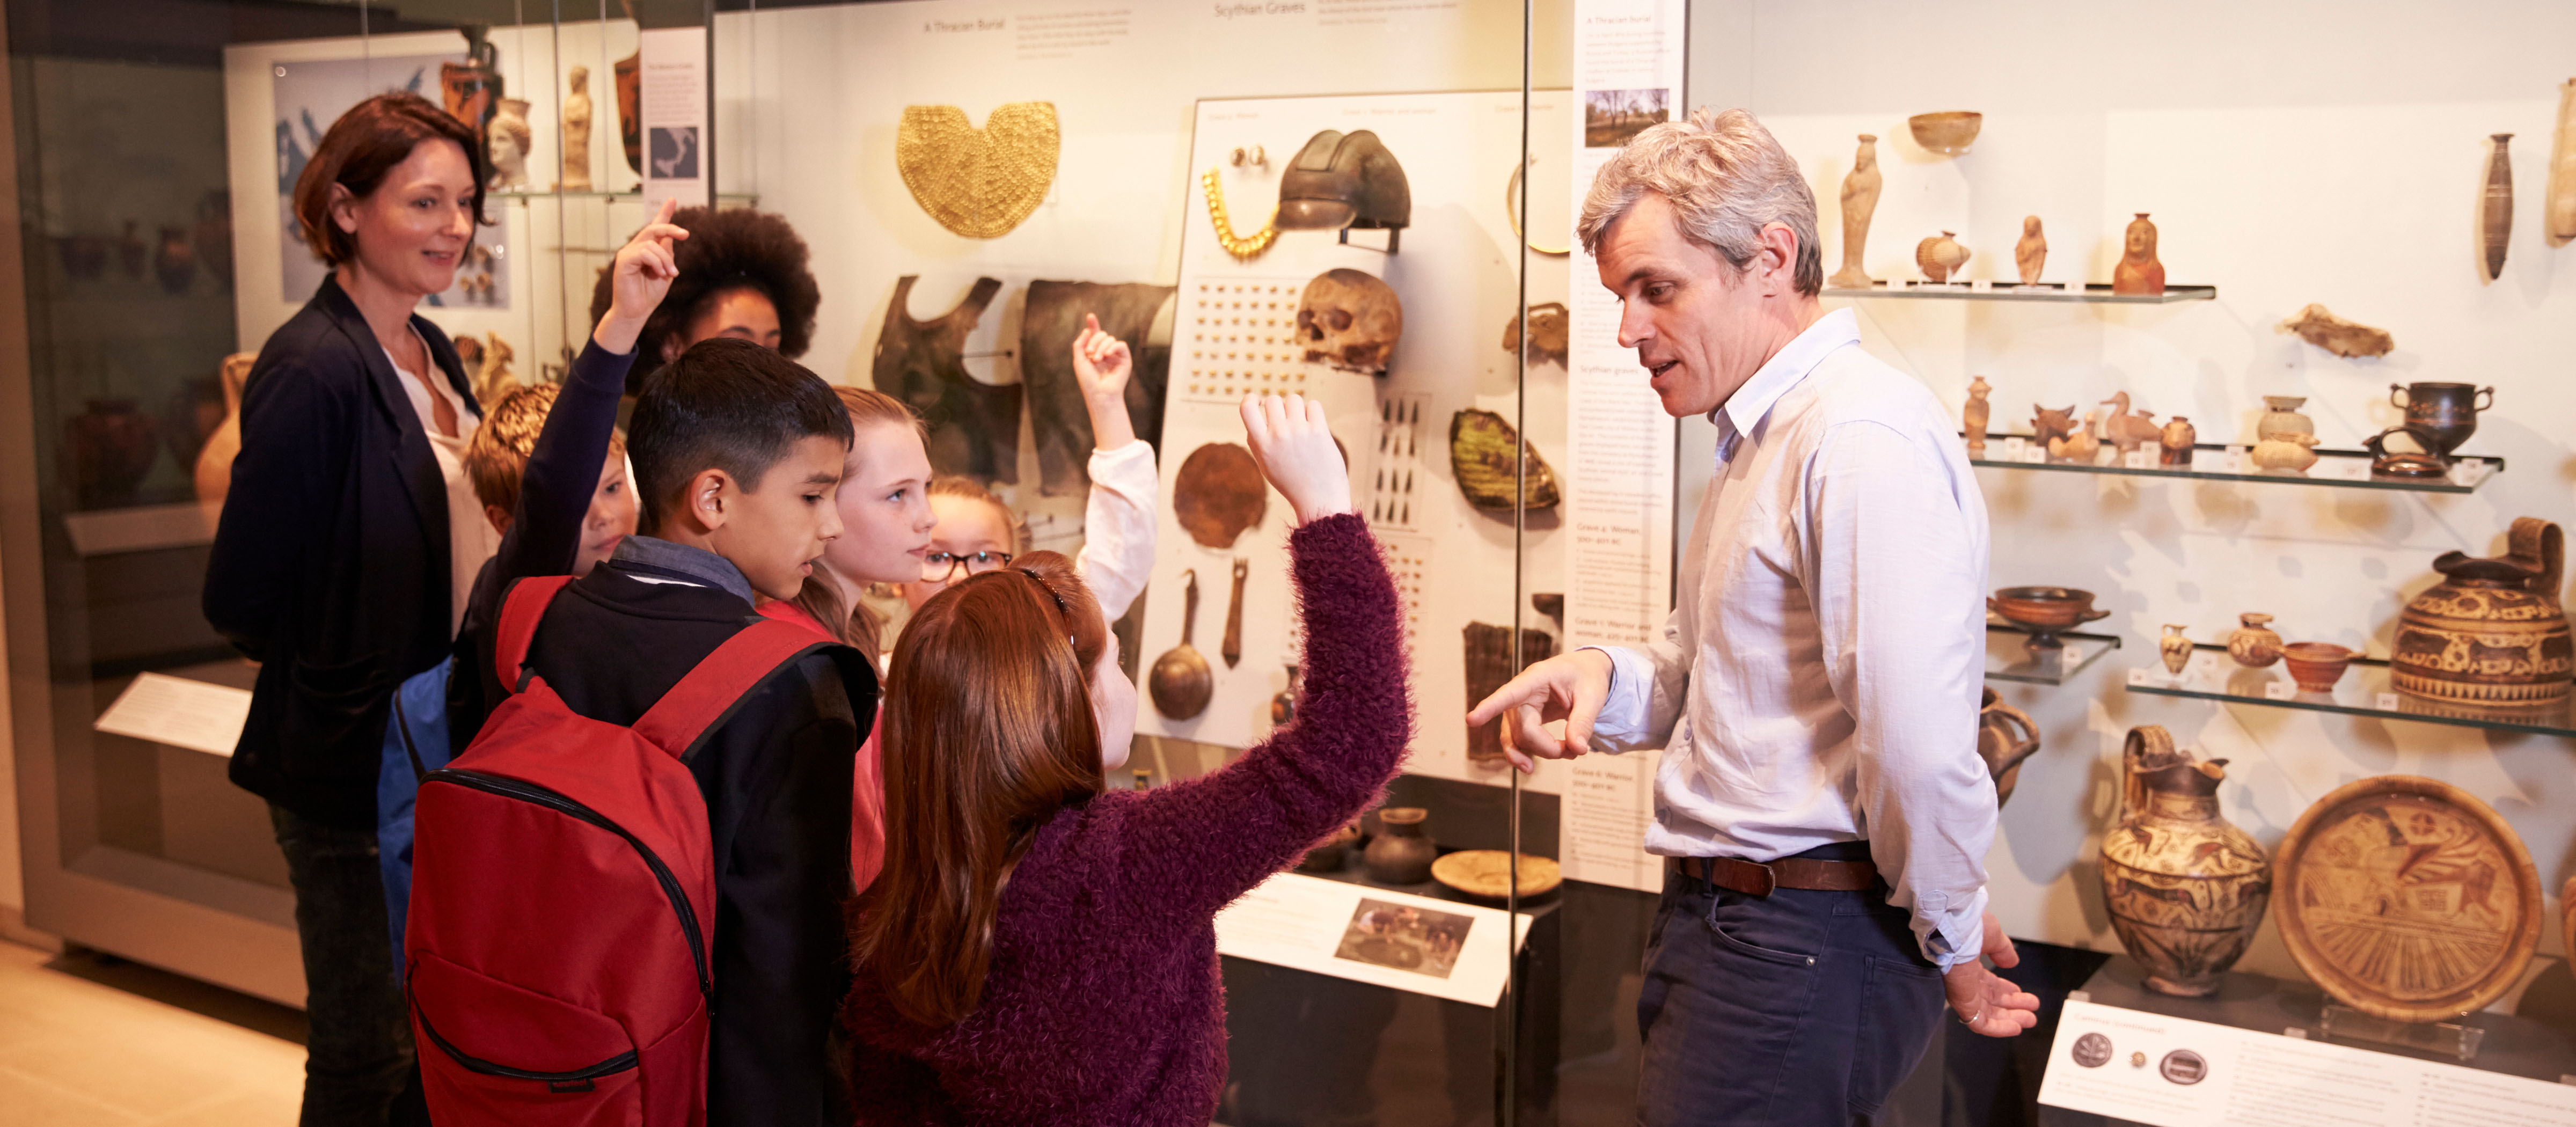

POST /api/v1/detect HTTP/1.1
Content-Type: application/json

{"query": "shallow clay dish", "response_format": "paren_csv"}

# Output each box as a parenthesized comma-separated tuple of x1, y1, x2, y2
(2272, 775, 2541, 1023)
(1987, 586, 2109, 648)
(1908, 111, 1982, 155)
(2281, 642, 2354, 693)
(1431, 850, 1562, 901)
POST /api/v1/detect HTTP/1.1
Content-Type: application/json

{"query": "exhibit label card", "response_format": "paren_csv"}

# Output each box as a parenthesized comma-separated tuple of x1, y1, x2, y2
(1563, 0, 1685, 651)
(1560, 750, 1664, 892)
(2037, 998, 2576, 1126)
(1214, 873, 1531, 1008)
(94, 672, 254, 758)
(639, 27, 708, 211)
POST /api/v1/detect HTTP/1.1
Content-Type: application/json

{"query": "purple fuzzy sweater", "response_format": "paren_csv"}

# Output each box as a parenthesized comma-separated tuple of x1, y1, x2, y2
(841, 513, 1411, 1125)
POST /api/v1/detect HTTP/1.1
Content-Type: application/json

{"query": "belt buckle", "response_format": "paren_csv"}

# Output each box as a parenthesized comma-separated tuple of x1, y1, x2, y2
(1738, 859, 1776, 897)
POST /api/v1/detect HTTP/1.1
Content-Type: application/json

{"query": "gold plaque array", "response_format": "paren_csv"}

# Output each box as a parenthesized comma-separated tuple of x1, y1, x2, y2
(1182, 279, 1312, 402)
(895, 103, 1060, 239)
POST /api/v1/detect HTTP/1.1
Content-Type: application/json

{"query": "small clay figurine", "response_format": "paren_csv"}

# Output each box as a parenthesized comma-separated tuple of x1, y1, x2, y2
(2159, 416, 2196, 467)
(2277, 304, 2394, 358)
(2048, 410, 2101, 464)
(1964, 375, 1992, 454)
(2014, 216, 2047, 285)
(2250, 432, 2321, 473)
(472, 331, 516, 408)
(2031, 404, 2079, 450)
(1915, 231, 1969, 282)
(487, 98, 532, 191)
(2099, 391, 2157, 456)
(2112, 213, 2164, 295)
(561, 65, 594, 192)
(2482, 134, 2514, 282)
(1829, 134, 1883, 289)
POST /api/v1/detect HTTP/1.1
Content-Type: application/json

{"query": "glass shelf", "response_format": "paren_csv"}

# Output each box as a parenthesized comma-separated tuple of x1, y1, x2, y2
(1986, 625, 2121, 686)
(491, 189, 759, 203)
(1968, 437, 2501, 494)
(1824, 282, 2216, 304)
(2123, 648, 2576, 738)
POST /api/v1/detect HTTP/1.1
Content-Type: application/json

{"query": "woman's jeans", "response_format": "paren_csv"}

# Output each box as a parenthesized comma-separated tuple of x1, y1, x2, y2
(270, 803, 418, 1126)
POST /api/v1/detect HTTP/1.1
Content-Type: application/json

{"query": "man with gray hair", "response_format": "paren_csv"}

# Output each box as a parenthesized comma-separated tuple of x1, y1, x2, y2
(1469, 107, 2038, 1124)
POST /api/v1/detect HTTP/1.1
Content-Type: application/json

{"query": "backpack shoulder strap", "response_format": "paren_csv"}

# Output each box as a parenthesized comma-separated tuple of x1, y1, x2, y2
(632, 619, 844, 760)
(493, 575, 576, 693)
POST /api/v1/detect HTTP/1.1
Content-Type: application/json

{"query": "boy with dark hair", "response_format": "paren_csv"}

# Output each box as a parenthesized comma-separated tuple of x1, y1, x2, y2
(511, 335, 870, 1125)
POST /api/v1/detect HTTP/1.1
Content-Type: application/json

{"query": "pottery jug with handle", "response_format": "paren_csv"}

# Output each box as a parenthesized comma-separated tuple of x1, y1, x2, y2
(1977, 689, 2040, 807)
(2391, 517, 2572, 706)
(2098, 725, 2271, 997)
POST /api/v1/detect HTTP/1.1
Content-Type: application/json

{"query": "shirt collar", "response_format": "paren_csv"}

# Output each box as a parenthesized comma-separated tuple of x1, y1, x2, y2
(1708, 307, 1862, 459)
(608, 535, 758, 606)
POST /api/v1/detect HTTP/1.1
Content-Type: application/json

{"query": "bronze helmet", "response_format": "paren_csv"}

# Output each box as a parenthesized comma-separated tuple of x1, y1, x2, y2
(1276, 129, 1410, 251)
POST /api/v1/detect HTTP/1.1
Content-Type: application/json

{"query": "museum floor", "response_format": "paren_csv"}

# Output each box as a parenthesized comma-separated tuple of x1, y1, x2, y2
(0, 939, 305, 1124)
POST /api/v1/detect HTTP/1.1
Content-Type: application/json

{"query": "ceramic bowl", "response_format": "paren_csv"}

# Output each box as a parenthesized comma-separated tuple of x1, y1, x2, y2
(1908, 111, 1983, 155)
(1988, 586, 2111, 648)
(2281, 642, 2355, 693)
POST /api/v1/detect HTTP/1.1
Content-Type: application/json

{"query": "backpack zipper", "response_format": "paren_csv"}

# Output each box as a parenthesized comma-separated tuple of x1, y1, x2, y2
(423, 769, 712, 997)
(414, 1007, 639, 1092)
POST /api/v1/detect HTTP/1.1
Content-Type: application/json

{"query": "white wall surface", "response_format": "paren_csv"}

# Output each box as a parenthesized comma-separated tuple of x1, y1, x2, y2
(1688, 0, 2576, 986)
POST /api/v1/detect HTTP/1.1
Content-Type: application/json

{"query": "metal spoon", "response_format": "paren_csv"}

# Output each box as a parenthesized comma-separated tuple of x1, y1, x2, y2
(1148, 569, 1214, 719)
(1221, 557, 1248, 668)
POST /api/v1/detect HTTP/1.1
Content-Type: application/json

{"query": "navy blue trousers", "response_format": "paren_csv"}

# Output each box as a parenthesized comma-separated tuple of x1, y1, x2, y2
(1635, 846, 1949, 1126)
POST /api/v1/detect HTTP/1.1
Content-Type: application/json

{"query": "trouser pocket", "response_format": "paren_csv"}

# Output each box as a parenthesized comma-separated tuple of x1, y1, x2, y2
(1848, 952, 1947, 1116)
(409, 953, 643, 1126)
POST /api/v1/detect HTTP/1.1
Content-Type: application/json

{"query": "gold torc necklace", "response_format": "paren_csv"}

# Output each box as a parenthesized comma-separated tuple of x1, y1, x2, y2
(1201, 167, 1278, 260)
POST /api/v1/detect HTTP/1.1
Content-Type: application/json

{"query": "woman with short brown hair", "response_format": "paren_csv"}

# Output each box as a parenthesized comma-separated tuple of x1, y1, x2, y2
(205, 90, 491, 1126)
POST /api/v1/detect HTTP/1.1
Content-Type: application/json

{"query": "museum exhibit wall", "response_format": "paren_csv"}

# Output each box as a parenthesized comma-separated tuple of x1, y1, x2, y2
(707, 1, 1598, 797)
(1687, 0, 2576, 990)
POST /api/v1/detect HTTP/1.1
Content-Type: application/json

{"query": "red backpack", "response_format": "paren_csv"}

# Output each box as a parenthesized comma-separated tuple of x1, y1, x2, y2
(406, 575, 836, 1126)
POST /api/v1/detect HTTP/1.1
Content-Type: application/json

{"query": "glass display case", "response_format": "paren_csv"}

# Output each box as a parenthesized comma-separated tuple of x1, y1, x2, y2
(4, 0, 715, 1007)
(8, 2, 2573, 1125)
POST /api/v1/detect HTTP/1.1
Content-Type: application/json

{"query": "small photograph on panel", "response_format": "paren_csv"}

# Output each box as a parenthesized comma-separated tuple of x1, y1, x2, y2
(1584, 88, 1668, 148)
(1332, 898, 1473, 979)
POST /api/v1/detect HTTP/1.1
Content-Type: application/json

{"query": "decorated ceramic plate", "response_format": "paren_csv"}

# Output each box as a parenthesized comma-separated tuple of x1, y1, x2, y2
(2273, 775, 2540, 1022)
(1430, 850, 1562, 901)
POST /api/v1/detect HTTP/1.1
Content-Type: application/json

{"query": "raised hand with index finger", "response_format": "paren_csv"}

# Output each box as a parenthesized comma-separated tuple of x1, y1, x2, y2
(594, 197, 692, 355)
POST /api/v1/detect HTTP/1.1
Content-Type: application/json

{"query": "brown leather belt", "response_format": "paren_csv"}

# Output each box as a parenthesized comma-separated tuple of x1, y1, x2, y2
(1678, 855, 1879, 896)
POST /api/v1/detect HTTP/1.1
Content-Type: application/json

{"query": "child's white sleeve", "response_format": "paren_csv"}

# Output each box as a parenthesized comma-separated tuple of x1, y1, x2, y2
(1074, 439, 1158, 622)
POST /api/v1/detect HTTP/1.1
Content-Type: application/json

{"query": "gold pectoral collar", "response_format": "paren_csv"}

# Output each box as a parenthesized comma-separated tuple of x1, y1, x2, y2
(896, 102, 1060, 239)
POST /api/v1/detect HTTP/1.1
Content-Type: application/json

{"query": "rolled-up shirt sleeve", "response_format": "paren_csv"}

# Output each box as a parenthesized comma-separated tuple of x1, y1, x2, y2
(1803, 420, 1994, 970)
(1580, 606, 1690, 753)
(1075, 440, 1158, 623)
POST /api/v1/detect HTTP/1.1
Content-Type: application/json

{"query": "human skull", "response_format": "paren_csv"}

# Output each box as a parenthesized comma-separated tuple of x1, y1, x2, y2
(1296, 267, 1402, 376)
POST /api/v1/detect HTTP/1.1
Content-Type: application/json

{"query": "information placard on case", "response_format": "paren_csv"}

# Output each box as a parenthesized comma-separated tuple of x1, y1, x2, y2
(2038, 998, 2576, 1126)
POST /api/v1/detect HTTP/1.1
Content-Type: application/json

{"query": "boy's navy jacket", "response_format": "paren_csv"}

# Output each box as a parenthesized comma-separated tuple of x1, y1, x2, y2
(204, 274, 480, 830)
(522, 536, 877, 1127)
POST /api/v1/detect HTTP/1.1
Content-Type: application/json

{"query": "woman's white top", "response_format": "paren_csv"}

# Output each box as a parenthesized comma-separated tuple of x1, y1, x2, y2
(386, 329, 499, 639)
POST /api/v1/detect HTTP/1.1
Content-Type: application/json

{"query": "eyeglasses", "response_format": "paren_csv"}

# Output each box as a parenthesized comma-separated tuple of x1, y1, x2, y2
(923, 550, 1013, 582)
